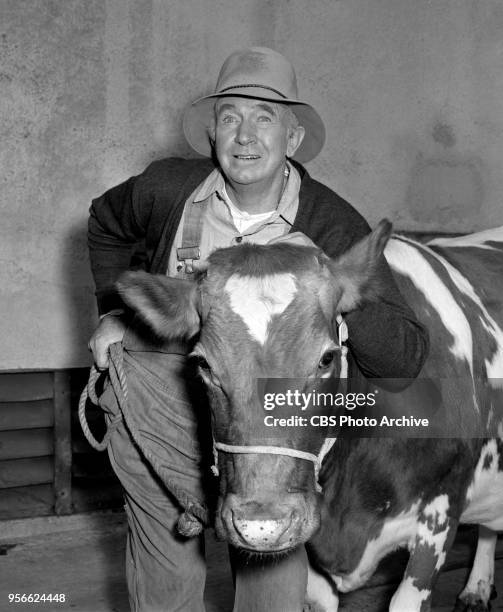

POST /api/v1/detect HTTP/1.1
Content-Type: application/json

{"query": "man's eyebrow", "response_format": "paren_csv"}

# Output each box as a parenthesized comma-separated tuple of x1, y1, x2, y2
(215, 102, 280, 115)
(255, 102, 279, 115)
(215, 103, 235, 115)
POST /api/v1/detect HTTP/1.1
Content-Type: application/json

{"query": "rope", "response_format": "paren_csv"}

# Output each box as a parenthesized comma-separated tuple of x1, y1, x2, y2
(78, 343, 210, 537)
(78, 368, 121, 452)
(214, 442, 325, 492)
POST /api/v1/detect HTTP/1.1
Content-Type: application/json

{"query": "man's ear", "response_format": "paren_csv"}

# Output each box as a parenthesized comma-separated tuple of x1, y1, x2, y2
(207, 118, 216, 146)
(286, 125, 305, 158)
(327, 219, 393, 313)
(116, 271, 201, 340)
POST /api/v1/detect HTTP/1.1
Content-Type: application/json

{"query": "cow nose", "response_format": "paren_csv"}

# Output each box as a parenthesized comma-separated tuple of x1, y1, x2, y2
(231, 512, 293, 549)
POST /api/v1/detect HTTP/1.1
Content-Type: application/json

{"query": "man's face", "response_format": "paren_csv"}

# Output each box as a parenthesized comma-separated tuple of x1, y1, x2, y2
(210, 97, 304, 188)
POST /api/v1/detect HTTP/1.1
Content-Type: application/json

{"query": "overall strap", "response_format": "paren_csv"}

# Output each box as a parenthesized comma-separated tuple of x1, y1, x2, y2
(176, 199, 208, 279)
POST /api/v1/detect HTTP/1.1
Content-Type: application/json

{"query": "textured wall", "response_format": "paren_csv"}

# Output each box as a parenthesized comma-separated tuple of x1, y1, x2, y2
(2, 0, 503, 369)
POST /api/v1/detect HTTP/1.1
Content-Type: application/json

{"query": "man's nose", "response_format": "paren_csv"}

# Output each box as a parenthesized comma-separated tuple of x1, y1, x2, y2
(235, 119, 256, 145)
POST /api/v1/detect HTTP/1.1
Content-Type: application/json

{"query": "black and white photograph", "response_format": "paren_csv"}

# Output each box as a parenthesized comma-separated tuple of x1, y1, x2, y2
(1, 1, 503, 611)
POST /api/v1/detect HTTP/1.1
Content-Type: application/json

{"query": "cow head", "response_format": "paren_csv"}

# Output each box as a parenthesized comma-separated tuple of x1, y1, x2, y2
(117, 220, 392, 553)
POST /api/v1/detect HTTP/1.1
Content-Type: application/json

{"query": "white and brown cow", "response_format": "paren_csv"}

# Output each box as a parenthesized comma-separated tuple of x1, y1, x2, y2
(118, 222, 503, 611)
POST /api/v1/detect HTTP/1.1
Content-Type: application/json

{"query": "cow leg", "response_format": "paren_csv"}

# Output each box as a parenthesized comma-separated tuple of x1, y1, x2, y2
(454, 525, 497, 612)
(389, 502, 457, 612)
(304, 563, 339, 611)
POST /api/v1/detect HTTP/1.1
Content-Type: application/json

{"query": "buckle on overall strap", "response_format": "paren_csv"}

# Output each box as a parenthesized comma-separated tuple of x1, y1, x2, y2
(177, 246, 201, 274)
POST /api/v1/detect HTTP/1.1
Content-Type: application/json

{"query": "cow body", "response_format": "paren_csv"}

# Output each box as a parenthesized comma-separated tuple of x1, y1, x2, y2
(307, 230, 503, 611)
(118, 223, 503, 611)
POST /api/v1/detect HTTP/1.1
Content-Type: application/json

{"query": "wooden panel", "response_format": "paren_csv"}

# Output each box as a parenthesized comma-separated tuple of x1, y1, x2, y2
(0, 399, 54, 431)
(0, 456, 53, 488)
(0, 372, 53, 402)
(0, 428, 53, 460)
(0, 484, 54, 520)
(54, 371, 72, 515)
(72, 480, 123, 513)
(0, 366, 123, 519)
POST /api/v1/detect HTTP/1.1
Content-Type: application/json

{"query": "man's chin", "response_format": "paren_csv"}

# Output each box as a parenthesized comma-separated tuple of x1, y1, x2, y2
(225, 166, 264, 185)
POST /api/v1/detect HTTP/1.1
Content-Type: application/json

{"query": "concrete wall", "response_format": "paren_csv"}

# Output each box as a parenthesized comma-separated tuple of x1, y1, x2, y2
(2, 0, 503, 369)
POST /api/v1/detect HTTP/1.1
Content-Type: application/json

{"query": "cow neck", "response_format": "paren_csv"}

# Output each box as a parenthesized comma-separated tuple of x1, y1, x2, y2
(210, 315, 348, 493)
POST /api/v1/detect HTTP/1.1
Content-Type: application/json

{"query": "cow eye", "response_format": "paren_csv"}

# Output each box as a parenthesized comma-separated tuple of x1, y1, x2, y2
(190, 353, 211, 374)
(194, 355, 211, 372)
(318, 350, 336, 369)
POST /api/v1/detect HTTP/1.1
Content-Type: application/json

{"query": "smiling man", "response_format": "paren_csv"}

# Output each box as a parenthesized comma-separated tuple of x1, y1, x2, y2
(210, 98, 303, 210)
(88, 47, 428, 611)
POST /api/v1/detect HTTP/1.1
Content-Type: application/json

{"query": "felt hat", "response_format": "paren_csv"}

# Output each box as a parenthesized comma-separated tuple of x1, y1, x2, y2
(183, 47, 325, 163)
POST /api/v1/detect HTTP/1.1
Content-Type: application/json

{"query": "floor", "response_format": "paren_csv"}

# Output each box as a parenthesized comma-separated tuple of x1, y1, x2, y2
(0, 513, 502, 612)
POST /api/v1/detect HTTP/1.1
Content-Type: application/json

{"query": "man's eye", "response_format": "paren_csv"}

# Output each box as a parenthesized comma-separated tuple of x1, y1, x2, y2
(257, 115, 272, 122)
(220, 115, 237, 124)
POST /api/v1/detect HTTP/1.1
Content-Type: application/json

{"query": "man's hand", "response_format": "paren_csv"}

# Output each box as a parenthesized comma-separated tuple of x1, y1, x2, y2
(88, 314, 127, 370)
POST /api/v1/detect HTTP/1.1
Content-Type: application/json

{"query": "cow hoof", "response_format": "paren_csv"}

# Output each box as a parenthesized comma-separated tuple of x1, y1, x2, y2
(453, 588, 496, 612)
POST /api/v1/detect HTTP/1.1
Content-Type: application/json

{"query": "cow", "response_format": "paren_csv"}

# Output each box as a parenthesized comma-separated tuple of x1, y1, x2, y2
(117, 222, 503, 611)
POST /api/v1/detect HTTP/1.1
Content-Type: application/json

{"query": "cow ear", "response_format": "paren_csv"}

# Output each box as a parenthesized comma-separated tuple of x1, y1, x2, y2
(116, 271, 201, 340)
(328, 219, 393, 313)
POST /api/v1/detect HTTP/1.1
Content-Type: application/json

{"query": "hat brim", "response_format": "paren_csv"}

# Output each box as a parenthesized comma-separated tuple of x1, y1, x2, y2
(183, 91, 325, 164)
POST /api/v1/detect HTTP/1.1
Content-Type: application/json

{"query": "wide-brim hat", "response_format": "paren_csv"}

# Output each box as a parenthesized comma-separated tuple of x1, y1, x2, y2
(183, 47, 325, 163)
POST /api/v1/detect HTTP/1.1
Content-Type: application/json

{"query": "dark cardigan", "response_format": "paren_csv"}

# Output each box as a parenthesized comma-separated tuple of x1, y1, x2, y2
(89, 157, 429, 382)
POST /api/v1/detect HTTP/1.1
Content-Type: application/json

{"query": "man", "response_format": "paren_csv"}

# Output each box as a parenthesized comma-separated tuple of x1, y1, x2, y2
(88, 47, 428, 611)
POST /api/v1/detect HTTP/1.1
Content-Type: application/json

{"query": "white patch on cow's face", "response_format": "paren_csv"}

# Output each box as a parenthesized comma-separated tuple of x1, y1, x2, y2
(385, 239, 474, 373)
(224, 273, 297, 344)
(462, 439, 503, 530)
(332, 502, 420, 593)
(418, 494, 450, 570)
(389, 576, 430, 612)
(428, 226, 503, 250)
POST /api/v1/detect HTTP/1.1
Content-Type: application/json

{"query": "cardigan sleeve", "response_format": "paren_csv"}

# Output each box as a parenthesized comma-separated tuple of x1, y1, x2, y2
(88, 158, 215, 315)
(294, 177, 429, 388)
(88, 166, 156, 315)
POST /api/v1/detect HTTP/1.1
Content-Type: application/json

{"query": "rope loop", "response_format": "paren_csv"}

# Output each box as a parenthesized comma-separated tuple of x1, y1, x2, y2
(78, 367, 121, 451)
(79, 342, 210, 536)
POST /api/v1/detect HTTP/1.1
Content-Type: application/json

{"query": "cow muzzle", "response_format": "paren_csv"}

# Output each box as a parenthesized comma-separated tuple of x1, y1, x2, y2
(232, 513, 295, 551)
(217, 495, 319, 553)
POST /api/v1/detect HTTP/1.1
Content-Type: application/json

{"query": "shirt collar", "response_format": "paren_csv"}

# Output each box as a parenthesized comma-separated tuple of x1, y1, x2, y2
(192, 161, 300, 226)
(192, 168, 225, 203)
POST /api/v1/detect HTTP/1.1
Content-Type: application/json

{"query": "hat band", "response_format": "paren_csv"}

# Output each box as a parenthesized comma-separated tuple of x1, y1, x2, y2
(218, 83, 289, 99)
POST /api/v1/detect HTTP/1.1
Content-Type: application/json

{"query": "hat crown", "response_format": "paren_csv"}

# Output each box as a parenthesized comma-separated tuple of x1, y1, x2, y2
(214, 47, 299, 100)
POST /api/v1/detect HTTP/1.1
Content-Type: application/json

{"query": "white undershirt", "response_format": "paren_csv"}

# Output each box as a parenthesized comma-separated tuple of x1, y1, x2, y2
(221, 184, 276, 233)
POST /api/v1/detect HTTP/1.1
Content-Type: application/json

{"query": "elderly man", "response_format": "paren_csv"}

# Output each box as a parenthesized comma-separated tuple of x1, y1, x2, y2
(88, 47, 428, 611)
